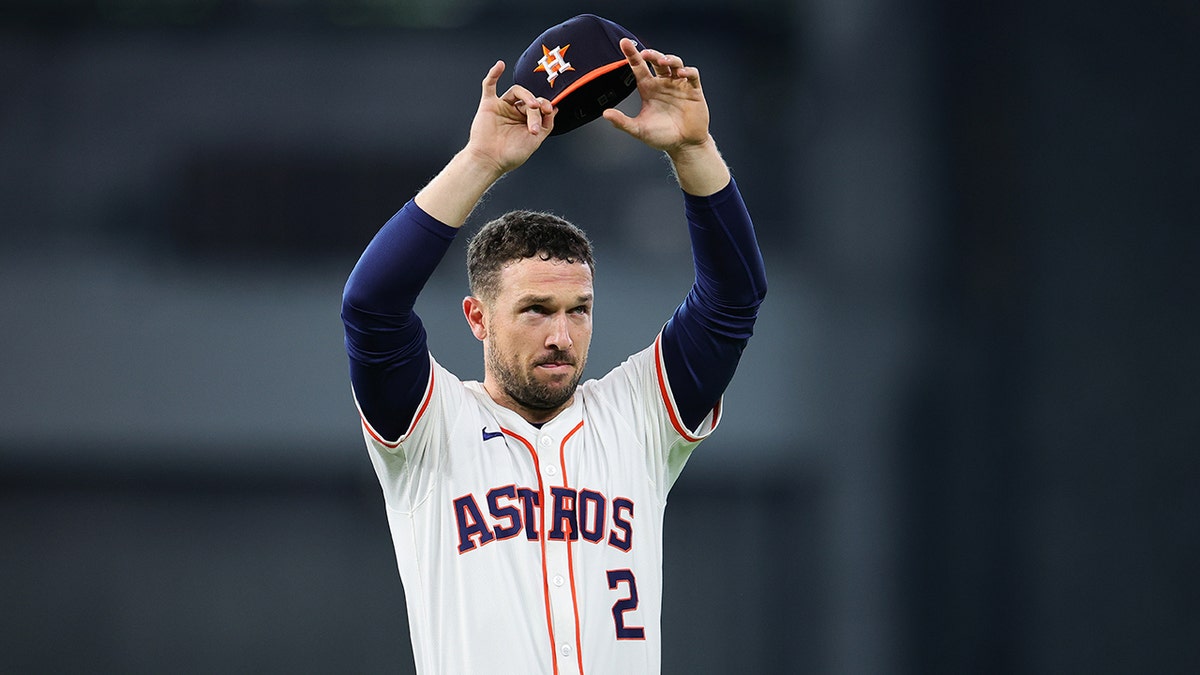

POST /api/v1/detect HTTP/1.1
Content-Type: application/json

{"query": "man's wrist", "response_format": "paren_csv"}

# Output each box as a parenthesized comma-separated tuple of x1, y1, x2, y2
(668, 136, 731, 197)
(459, 145, 512, 184)
(414, 148, 508, 228)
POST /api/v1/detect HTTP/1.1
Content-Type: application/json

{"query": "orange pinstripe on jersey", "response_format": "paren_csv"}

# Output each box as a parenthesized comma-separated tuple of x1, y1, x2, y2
(559, 421, 587, 673)
(503, 428, 561, 674)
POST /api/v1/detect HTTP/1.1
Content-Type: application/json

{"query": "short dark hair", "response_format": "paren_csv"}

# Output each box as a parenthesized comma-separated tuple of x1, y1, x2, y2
(466, 210, 595, 301)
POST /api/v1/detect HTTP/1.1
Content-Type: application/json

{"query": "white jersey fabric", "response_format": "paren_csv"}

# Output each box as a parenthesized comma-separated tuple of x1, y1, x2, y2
(358, 334, 720, 674)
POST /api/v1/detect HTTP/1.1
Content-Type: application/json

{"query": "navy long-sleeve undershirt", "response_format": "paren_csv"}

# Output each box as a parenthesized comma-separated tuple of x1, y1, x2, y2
(342, 202, 455, 441)
(664, 180, 768, 430)
(342, 179, 766, 441)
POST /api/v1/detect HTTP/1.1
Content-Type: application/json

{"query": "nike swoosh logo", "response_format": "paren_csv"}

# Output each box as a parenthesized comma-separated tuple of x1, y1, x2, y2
(482, 428, 503, 441)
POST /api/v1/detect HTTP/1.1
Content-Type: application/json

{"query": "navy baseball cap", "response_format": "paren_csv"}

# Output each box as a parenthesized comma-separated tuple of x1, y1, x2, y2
(513, 14, 642, 136)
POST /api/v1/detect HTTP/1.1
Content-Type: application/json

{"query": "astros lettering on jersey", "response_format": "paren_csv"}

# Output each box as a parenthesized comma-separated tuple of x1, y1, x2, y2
(357, 334, 720, 674)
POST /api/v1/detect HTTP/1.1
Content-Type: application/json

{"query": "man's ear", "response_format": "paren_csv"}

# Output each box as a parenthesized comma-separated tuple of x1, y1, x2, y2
(463, 296, 488, 341)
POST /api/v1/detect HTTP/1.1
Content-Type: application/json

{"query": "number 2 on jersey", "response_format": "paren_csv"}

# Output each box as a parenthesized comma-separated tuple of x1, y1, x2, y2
(606, 569, 646, 639)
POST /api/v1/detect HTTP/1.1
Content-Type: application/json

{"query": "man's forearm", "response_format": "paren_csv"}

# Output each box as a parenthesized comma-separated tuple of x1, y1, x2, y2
(667, 135, 731, 197)
(414, 147, 508, 229)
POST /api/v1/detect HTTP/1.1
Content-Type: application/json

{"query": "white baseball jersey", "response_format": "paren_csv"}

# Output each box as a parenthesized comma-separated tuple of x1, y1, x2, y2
(357, 334, 721, 674)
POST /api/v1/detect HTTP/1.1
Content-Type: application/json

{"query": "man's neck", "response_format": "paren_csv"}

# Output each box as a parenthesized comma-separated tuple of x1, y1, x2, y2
(482, 379, 574, 426)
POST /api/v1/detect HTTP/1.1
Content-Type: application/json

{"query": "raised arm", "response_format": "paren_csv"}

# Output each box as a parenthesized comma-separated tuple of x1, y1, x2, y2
(342, 61, 556, 441)
(604, 39, 767, 431)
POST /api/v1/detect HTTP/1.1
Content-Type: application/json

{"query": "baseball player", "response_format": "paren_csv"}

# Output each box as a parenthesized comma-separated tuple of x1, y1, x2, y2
(342, 36, 767, 674)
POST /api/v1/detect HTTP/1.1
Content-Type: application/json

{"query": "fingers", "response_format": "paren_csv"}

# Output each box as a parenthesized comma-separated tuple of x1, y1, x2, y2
(481, 60, 505, 99)
(602, 107, 635, 136)
(505, 90, 553, 134)
(495, 85, 551, 135)
(619, 37, 654, 81)
(482, 62, 551, 134)
(644, 50, 699, 85)
(517, 97, 555, 135)
(619, 38, 701, 88)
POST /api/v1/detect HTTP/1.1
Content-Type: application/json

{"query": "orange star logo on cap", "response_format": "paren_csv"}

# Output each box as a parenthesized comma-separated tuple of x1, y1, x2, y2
(534, 44, 574, 86)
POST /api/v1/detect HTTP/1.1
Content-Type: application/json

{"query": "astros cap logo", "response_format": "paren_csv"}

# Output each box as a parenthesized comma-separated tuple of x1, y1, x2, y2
(513, 14, 642, 136)
(534, 44, 574, 86)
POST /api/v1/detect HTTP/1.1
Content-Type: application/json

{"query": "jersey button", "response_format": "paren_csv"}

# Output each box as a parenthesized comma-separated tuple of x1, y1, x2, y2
(545, 464, 558, 476)
(560, 644, 572, 657)
(553, 574, 565, 587)
(539, 436, 552, 448)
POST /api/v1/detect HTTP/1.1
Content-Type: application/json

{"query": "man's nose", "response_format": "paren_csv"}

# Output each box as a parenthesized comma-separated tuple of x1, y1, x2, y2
(545, 313, 573, 350)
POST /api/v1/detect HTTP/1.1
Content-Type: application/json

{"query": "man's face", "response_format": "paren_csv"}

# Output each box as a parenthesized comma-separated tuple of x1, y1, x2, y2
(470, 256, 593, 421)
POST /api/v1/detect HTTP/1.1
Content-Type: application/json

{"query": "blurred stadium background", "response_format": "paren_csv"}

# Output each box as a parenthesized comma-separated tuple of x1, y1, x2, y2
(1, 0, 1196, 672)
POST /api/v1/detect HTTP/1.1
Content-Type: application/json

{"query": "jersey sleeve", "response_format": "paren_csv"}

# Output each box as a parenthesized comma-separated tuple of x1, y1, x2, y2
(659, 178, 767, 431)
(588, 335, 722, 497)
(359, 356, 468, 512)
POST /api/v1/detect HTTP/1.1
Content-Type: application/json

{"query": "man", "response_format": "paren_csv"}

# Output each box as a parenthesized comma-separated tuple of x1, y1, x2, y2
(342, 37, 767, 674)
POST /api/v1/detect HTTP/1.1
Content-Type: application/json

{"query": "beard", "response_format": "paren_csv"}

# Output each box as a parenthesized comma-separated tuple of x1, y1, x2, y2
(486, 338, 586, 413)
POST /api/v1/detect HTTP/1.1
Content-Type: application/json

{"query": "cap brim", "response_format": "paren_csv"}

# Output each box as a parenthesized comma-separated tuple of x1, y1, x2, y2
(549, 59, 630, 107)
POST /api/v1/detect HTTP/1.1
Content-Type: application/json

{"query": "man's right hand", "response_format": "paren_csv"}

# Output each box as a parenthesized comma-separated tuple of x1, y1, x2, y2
(465, 60, 556, 176)
(414, 61, 556, 228)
